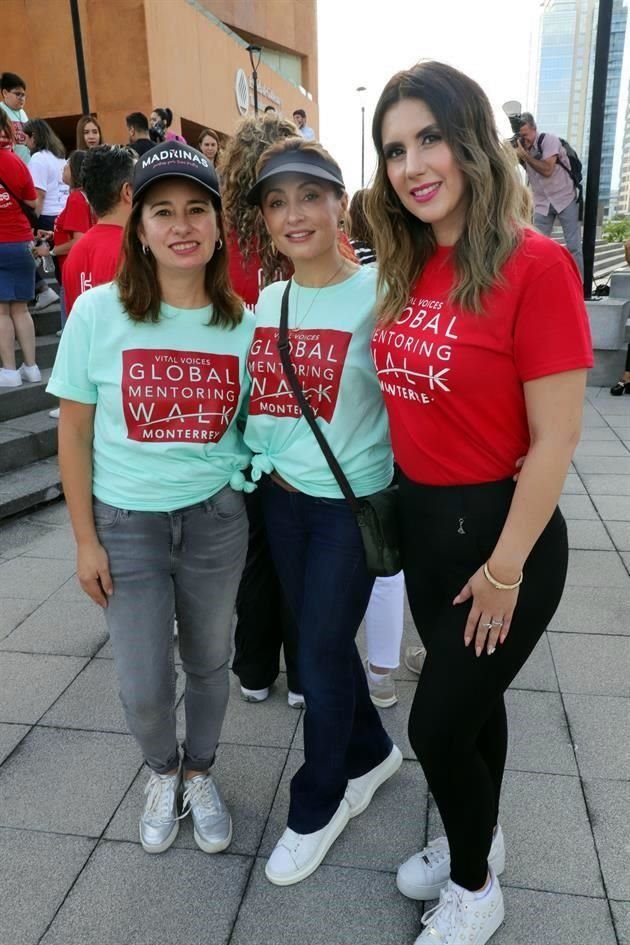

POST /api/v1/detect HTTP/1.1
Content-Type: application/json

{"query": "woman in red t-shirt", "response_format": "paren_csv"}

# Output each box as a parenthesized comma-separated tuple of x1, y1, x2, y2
(34, 149, 93, 342)
(34, 151, 93, 276)
(367, 62, 593, 945)
(0, 109, 41, 387)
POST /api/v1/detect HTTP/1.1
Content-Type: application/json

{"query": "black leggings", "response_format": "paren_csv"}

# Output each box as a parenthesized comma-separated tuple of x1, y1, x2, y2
(232, 488, 300, 694)
(400, 474, 568, 891)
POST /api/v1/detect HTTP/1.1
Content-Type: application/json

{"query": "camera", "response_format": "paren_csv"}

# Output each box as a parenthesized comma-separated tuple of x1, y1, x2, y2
(149, 117, 166, 144)
(507, 113, 524, 149)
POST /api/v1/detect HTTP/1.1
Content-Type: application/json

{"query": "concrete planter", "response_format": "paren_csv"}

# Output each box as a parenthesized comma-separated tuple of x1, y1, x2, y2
(586, 297, 630, 387)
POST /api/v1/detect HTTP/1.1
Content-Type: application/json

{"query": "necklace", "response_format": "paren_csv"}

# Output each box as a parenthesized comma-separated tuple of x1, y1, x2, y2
(292, 258, 349, 330)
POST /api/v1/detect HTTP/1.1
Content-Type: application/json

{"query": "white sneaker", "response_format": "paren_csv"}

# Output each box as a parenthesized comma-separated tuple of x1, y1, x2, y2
(345, 744, 403, 818)
(33, 287, 59, 311)
(48, 407, 60, 419)
(19, 363, 42, 383)
(397, 825, 505, 900)
(265, 798, 350, 886)
(240, 685, 270, 703)
(415, 871, 504, 944)
(0, 368, 22, 387)
(288, 690, 305, 709)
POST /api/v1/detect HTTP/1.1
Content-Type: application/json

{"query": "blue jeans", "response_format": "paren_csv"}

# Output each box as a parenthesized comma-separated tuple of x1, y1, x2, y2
(94, 486, 248, 773)
(261, 478, 392, 833)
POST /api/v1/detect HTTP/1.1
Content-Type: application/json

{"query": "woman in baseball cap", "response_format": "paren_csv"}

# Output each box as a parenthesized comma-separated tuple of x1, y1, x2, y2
(243, 137, 402, 887)
(47, 142, 255, 856)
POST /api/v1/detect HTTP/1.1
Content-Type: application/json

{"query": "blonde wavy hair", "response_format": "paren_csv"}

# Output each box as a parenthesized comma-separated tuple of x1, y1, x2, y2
(218, 113, 298, 284)
(367, 61, 529, 321)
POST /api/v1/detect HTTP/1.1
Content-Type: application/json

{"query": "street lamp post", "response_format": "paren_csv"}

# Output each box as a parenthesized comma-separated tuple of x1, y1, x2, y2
(247, 44, 262, 115)
(582, 0, 613, 297)
(69, 0, 90, 114)
(356, 86, 367, 188)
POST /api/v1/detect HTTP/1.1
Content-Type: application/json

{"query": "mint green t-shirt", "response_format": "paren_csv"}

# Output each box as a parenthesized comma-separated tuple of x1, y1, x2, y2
(47, 282, 255, 511)
(0, 102, 30, 164)
(244, 265, 393, 498)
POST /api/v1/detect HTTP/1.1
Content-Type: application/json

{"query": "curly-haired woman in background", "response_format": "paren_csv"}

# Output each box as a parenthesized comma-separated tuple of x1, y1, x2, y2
(219, 112, 302, 705)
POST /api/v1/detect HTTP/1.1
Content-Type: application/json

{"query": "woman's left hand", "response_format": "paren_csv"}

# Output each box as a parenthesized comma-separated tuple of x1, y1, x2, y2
(453, 566, 520, 656)
(33, 244, 50, 257)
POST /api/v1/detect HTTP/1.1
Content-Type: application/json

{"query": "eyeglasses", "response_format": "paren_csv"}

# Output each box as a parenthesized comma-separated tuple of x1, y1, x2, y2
(8, 90, 26, 98)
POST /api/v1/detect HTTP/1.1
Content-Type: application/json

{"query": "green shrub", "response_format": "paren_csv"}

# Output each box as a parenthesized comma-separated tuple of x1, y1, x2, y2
(602, 218, 630, 243)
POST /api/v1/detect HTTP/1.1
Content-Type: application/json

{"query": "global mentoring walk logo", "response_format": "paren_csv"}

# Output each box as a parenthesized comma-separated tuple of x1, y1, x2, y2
(121, 348, 240, 443)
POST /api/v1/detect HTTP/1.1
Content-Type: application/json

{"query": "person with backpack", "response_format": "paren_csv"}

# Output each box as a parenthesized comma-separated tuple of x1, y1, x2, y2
(516, 112, 584, 276)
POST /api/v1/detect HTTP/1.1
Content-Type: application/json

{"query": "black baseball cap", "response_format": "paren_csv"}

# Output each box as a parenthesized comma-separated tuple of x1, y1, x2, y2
(132, 143, 222, 207)
(247, 148, 345, 206)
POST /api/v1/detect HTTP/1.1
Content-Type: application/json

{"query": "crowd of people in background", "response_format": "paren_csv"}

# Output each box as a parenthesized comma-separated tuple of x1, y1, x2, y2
(1, 59, 595, 945)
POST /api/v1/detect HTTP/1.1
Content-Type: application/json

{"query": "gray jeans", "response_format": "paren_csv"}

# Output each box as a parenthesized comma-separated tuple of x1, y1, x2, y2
(94, 486, 248, 773)
(534, 198, 584, 276)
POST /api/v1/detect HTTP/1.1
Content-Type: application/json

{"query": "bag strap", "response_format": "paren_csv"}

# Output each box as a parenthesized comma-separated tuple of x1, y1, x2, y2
(277, 280, 363, 515)
(0, 173, 37, 229)
(537, 133, 575, 185)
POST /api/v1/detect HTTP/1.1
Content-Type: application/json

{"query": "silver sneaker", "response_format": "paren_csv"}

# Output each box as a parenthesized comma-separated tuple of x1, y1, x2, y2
(140, 769, 181, 854)
(364, 659, 397, 707)
(182, 774, 232, 853)
(404, 645, 427, 675)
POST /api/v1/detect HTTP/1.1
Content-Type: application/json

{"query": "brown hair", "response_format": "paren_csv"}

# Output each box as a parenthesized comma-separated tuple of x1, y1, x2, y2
(0, 108, 15, 143)
(198, 128, 220, 162)
(116, 185, 243, 327)
(348, 189, 374, 245)
(76, 115, 103, 150)
(368, 61, 528, 322)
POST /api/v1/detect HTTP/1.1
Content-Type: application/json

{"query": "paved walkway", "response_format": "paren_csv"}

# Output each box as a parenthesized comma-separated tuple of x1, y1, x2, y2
(1, 387, 629, 945)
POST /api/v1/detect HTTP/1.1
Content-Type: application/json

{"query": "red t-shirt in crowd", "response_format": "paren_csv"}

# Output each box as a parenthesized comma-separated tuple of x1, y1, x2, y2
(227, 230, 264, 308)
(62, 223, 124, 316)
(371, 229, 593, 486)
(53, 190, 94, 274)
(0, 147, 36, 243)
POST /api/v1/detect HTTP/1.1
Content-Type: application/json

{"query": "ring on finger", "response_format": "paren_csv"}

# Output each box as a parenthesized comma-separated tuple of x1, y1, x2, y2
(481, 621, 494, 630)
(490, 618, 504, 628)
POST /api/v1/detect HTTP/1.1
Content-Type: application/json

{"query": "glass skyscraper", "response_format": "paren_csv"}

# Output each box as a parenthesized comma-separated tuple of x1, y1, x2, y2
(534, 0, 627, 209)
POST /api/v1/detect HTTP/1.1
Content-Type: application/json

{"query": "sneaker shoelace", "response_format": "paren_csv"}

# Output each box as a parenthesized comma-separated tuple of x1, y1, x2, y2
(181, 776, 220, 817)
(144, 772, 178, 824)
(415, 836, 450, 869)
(421, 885, 464, 942)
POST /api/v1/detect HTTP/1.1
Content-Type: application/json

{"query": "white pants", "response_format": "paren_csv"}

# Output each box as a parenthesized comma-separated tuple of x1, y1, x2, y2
(365, 571, 405, 669)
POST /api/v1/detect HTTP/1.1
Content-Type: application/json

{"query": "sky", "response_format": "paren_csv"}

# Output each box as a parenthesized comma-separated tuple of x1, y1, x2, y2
(316, 0, 630, 197)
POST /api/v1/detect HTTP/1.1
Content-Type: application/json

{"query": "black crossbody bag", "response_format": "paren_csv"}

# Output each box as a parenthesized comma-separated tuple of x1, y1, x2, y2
(0, 174, 39, 230)
(276, 280, 401, 577)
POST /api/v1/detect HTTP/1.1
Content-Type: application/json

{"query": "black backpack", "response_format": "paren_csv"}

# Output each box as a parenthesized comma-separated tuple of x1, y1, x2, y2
(538, 132, 583, 217)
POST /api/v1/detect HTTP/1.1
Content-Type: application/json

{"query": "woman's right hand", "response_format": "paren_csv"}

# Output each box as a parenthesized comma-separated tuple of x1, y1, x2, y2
(77, 540, 113, 607)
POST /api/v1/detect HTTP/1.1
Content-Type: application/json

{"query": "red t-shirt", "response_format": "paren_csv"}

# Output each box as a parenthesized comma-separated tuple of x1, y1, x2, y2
(0, 147, 36, 243)
(371, 229, 593, 486)
(62, 223, 124, 316)
(53, 190, 94, 274)
(227, 230, 264, 308)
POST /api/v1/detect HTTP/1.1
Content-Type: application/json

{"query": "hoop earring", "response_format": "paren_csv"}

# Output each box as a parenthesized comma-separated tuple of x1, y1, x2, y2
(215, 238, 223, 251)
(142, 244, 150, 256)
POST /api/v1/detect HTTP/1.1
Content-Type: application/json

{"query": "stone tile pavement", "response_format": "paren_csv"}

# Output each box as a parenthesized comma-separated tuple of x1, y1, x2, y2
(0, 387, 629, 945)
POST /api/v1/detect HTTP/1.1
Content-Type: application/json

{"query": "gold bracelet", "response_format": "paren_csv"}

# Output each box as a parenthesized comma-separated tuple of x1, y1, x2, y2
(483, 561, 523, 590)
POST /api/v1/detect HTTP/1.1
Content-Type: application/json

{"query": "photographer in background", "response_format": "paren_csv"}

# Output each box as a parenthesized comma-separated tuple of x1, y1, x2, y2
(515, 112, 584, 276)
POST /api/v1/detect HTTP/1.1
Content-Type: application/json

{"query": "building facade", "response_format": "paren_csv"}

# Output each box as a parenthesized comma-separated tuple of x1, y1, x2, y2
(4, 0, 318, 150)
(617, 80, 630, 214)
(533, 0, 627, 211)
